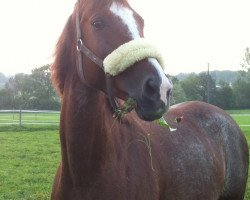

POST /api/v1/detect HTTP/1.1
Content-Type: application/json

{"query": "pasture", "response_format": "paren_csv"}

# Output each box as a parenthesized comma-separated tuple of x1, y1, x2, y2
(0, 110, 249, 200)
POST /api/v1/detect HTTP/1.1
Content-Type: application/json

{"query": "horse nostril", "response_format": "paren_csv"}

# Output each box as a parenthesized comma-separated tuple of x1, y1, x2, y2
(144, 79, 159, 100)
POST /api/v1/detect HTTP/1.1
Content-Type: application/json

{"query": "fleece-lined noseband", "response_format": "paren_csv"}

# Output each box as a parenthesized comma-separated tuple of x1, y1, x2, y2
(103, 39, 165, 76)
(75, 5, 165, 113)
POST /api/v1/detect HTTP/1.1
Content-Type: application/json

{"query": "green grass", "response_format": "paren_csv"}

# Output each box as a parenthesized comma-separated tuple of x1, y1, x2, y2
(229, 106, 250, 197)
(232, 115, 250, 125)
(229, 109, 250, 199)
(0, 129, 60, 200)
(242, 127, 250, 147)
(0, 125, 59, 133)
(242, 126, 250, 200)
(226, 109, 250, 127)
(0, 111, 249, 200)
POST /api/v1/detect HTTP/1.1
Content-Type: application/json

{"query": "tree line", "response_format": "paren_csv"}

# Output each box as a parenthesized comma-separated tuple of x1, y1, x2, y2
(0, 65, 60, 110)
(172, 48, 250, 109)
(0, 48, 249, 111)
(171, 70, 250, 109)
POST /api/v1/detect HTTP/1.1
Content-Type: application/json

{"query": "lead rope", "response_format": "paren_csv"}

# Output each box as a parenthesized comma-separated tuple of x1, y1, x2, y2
(75, 8, 119, 114)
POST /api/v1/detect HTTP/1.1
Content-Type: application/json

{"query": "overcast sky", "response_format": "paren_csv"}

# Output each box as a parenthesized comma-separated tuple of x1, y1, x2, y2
(0, 0, 249, 76)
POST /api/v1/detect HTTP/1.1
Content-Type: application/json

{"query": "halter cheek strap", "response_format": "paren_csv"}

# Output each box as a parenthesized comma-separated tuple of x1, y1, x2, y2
(76, 12, 118, 112)
(76, 12, 104, 81)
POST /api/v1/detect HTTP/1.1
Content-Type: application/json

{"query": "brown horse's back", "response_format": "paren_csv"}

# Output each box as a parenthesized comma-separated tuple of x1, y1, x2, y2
(157, 101, 248, 200)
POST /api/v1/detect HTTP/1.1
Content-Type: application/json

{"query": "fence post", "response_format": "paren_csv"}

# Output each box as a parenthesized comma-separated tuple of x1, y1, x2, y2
(19, 110, 22, 127)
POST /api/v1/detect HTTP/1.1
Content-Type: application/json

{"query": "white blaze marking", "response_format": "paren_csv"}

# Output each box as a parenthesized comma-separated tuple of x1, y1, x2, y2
(149, 58, 173, 105)
(110, 2, 140, 39)
(110, 3, 172, 105)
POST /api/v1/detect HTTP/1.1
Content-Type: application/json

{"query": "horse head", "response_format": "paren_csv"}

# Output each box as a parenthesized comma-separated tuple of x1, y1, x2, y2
(52, 0, 173, 121)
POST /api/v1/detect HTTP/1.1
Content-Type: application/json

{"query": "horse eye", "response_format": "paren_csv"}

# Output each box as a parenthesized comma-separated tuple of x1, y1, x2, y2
(92, 20, 105, 29)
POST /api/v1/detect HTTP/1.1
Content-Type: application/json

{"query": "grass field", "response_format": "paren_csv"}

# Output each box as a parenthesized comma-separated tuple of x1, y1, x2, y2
(0, 128, 60, 200)
(0, 110, 249, 200)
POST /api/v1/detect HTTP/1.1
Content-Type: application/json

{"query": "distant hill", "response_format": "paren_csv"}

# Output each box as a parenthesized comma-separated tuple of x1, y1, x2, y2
(0, 73, 8, 89)
(176, 70, 238, 84)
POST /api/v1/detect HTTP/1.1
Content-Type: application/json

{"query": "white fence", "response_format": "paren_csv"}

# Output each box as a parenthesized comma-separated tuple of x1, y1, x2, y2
(0, 110, 60, 127)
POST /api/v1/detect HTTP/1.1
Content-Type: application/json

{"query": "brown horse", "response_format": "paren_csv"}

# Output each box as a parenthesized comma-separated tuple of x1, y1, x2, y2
(51, 0, 248, 199)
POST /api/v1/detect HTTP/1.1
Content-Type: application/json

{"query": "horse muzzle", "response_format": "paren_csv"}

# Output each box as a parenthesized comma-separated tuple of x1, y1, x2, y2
(134, 77, 172, 121)
(135, 102, 167, 121)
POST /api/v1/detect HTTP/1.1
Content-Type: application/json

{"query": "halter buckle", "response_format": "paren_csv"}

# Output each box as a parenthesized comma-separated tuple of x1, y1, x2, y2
(77, 39, 83, 52)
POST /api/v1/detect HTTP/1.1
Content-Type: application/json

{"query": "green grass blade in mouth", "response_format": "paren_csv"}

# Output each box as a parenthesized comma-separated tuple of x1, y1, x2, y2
(114, 97, 137, 119)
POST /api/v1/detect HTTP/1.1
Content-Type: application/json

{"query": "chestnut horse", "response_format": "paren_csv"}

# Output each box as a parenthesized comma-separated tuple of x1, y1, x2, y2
(51, 0, 248, 199)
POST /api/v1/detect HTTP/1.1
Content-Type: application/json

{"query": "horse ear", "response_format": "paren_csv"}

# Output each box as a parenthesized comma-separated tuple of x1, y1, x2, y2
(51, 15, 75, 96)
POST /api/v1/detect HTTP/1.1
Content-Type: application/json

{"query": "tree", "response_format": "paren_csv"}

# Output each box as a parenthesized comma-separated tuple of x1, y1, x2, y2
(170, 76, 186, 105)
(29, 65, 60, 110)
(5, 73, 34, 109)
(1, 65, 60, 110)
(215, 81, 234, 109)
(233, 70, 250, 108)
(241, 47, 250, 69)
(179, 72, 218, 105)
(198, 72, 217, 104)
(0, 88, 13, 109)
(180, 73, 203, 101)
(232, 48, 250, 108)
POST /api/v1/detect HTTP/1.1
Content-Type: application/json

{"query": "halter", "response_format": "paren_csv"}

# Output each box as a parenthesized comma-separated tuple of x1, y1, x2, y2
(76, 11, 119, 112)
(75, 3, 166, 115)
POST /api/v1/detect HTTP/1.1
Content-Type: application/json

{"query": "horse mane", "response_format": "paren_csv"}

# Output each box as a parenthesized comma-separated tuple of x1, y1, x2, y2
(51, 16, 75, 96)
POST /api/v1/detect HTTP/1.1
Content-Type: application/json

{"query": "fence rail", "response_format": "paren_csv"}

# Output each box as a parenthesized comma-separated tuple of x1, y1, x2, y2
(0, 110, 60, 127)
(0, 110, 249, 128)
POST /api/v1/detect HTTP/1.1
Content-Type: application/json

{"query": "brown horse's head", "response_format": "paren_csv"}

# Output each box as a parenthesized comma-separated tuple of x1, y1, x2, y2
(52, 0, 172, 121)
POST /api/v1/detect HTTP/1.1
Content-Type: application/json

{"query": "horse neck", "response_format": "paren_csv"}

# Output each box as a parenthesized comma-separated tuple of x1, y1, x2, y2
(59, 73, 117, 184)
